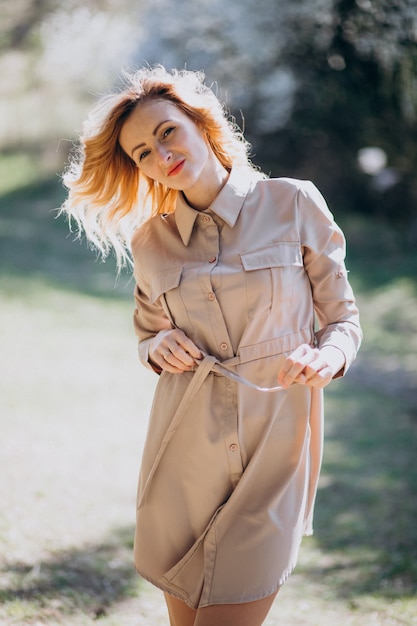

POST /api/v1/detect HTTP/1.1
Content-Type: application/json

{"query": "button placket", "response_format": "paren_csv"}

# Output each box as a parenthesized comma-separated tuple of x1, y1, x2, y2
(223, 378, 243, 488)
(197, 213, 234, 359)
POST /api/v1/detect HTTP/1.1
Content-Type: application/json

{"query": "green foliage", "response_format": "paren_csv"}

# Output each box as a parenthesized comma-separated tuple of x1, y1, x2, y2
(255, 0, 417, 227)
(1, 0, 417, 230)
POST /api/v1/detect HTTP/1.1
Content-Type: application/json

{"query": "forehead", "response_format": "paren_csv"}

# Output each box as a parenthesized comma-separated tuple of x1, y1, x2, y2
(137, 97, 180, 117)
(123, 99, 187, 136)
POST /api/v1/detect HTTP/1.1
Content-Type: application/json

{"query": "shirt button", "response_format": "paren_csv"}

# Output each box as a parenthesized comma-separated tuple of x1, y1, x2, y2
(208, 256, 216, 263)
(208, 292, 215, 301)
(220, 342, 228, 351)
(203, 215, 210, 223)
(229, 443, 238, 452)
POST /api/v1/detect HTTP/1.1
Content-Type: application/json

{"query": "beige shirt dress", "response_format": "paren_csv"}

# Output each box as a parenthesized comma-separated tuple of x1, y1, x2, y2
(130, 168, 362, 608)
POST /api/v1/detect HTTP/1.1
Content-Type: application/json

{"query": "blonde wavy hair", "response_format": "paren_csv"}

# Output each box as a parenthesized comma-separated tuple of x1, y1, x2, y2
(60, 65, 262, 269)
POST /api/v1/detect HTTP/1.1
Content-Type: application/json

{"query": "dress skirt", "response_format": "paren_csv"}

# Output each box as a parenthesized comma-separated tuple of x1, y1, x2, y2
(133, 349, 324, 608)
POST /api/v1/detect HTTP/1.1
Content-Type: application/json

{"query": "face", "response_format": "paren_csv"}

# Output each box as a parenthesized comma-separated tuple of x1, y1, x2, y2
(119, 99, 213, 191)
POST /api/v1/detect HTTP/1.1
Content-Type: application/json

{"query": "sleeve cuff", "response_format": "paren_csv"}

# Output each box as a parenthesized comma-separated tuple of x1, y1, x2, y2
(315, 322, 362, 378)
(138, 338, 162, 374)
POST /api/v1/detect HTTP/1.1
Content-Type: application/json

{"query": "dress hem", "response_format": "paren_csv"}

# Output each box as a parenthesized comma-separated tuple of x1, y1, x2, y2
(133, 561, 297, 609)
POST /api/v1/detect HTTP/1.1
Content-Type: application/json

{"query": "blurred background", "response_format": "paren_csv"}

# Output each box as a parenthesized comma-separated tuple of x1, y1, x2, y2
(1, 1, 416, 625)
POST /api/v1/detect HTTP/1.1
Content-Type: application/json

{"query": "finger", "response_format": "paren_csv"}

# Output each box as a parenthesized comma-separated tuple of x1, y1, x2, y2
(160, 349, 193, 373)
(288, 343, 311, 358)
(165, 329, 202, 362)
(179, 337, 202, 361)
(162, 353, 192, 374)
(173, 342, 202, 365)
(277, 345, 319, 386)
(285, 356, 330, 387)
(303, 356, 327, 381)
(302, 350, 341, 385)
(150, 329, 201, 372)
(166, 344, 196, 369)
(288, 345, 319, 371)
(301, 366, 334, 388)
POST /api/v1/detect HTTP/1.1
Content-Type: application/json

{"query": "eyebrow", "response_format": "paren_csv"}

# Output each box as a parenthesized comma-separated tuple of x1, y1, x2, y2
(131, 119, 173, 158)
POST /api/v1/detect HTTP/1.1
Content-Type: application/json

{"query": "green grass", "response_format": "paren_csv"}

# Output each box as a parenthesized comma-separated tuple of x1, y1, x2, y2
(1, 153, 417, 624)
(0, 151, 45, 196)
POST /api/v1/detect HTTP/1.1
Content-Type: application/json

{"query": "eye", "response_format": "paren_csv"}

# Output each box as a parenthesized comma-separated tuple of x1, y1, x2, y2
(162, 126, 175, 139)
(138, 149, 150, 162)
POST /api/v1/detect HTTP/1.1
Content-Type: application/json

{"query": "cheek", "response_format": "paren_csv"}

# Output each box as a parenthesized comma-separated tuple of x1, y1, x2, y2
(192, 135, 210, 161)
(183, 126, 209, 155)
(139, 158, 159, 179)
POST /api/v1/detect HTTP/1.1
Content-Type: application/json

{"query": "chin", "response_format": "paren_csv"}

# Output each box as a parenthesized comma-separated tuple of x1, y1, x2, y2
(172, 172, 201, 190)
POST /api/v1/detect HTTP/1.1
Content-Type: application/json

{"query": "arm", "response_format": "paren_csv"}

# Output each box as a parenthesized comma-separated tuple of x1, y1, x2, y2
(277, 181, 362, 389)
(133, 283, 201, 375)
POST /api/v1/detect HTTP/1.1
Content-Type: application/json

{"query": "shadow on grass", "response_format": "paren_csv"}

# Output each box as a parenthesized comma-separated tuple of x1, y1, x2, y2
(0, 176, 133, 300)
(304, 378, 417, 601)
(0, 526, 145, 621)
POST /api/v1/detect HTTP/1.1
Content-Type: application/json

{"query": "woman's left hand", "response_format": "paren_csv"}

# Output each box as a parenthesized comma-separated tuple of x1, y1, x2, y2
(277, 344, 345, 389)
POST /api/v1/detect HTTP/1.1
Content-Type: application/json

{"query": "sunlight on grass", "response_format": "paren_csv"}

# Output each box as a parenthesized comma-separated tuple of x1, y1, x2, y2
(0, 274, 165, 624)
(0, 275, 155, 554)
(0, 151, 43, 194)
(358, 278, 417, 362)
(1, 274, 416, 625)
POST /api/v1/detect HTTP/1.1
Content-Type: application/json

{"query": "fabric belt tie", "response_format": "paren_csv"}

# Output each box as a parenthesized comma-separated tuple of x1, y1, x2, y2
(196, 356, 285, 393)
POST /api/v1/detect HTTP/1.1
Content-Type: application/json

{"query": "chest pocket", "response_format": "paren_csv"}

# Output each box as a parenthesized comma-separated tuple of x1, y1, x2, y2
(240, 242, 303, 318)
(150, 266, 194, 332)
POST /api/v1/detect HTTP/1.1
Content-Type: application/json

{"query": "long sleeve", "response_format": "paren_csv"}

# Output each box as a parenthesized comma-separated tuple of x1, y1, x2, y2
(297, 181, 362, 376)
(132, 272, 173, 371)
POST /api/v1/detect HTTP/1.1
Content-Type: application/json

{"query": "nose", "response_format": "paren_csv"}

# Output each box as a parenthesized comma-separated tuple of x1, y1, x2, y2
(157, 146, 172, 164)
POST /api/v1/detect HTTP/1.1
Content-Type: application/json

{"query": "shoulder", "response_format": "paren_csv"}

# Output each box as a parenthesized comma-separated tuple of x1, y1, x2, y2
(130, 213, 178, 284)
(257, 177, 333, 218)
(248, 176, 329, 216)
(131, 212, 175, 252)
(254, 176, 320, 197)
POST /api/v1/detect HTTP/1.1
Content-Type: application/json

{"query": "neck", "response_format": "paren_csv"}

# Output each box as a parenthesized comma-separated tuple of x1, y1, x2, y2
(182, 159, 230, 211)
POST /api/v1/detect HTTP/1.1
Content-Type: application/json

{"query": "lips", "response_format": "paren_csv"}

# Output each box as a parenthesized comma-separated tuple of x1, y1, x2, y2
(168, 159, 185, 176)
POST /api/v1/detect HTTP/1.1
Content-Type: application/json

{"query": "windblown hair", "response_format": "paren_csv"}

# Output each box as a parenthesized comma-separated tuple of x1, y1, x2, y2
(60, 65, 262, 269)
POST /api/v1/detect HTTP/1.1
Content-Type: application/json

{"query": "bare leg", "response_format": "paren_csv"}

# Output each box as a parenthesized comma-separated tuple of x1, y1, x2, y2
(164, 588, 279, 626)
(164, 593, 197, 626)
(194, 590, 279, 626)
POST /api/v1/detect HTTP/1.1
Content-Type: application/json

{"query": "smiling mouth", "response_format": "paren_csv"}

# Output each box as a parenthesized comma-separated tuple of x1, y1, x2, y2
(168, 160, 185, 176)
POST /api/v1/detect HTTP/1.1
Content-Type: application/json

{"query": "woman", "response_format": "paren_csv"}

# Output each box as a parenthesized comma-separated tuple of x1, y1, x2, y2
(61, 65, 362, 626)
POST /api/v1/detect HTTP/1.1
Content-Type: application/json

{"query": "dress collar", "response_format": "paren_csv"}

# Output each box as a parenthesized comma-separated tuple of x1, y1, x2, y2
(174, 168, 253, 246)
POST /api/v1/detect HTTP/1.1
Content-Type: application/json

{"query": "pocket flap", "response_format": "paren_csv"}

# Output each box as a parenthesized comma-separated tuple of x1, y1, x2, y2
(150, 266, 183, 303)
(240, 242, 302, 270)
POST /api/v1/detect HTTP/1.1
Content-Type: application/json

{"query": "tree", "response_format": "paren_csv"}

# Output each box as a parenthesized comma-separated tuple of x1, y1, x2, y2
(2, 0, 416, 229)
(136, 0, 417, 226)
(266, 0, 417, 226)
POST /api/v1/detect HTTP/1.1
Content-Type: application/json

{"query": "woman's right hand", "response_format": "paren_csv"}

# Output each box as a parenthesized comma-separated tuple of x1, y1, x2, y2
(149, 328, 202, 373)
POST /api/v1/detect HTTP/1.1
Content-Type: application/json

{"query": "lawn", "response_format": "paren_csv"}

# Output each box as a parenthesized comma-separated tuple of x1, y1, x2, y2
(1, 154, 416, 625)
